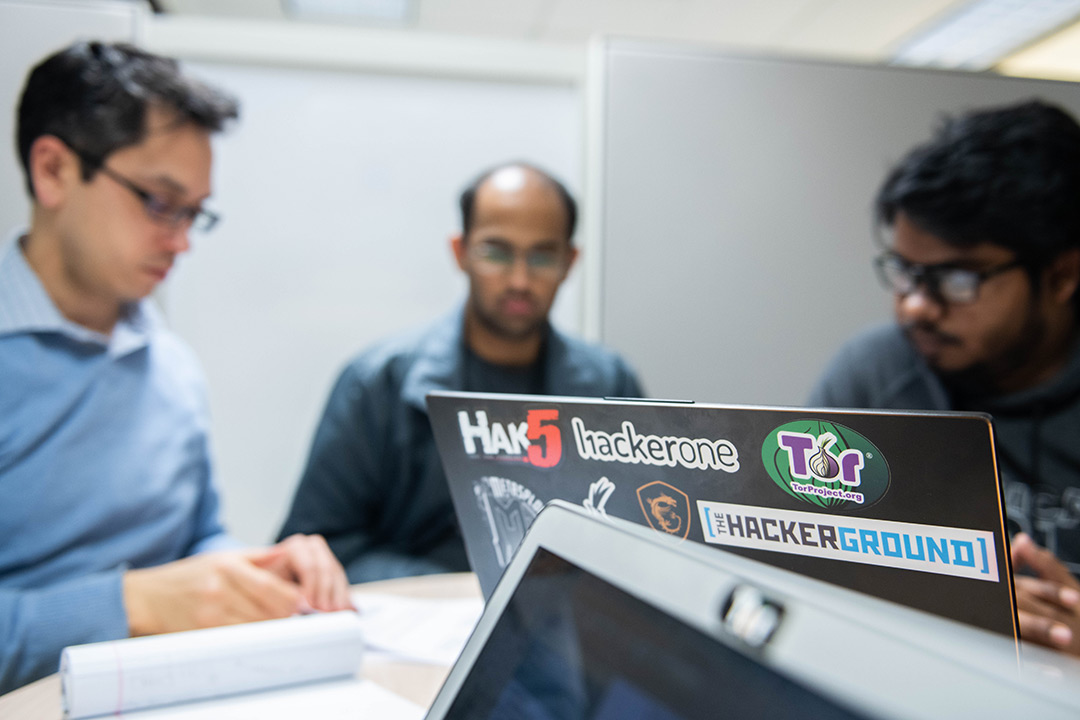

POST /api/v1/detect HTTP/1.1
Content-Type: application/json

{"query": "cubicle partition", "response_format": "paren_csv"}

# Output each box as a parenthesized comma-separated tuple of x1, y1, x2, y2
(587, 38, 1080, 407)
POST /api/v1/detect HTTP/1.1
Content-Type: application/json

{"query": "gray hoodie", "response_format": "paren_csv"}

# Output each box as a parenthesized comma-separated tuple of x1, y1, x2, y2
(810, 323, 1080, 576)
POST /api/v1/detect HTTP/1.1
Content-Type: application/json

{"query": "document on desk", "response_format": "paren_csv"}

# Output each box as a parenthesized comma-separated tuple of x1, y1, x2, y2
(60, 611, 365, 719)
(352, 592, 483, 666)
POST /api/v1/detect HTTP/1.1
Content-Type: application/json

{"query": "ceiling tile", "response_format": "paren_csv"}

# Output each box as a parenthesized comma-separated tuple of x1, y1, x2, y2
(153, 0, 1080, 78)
(536, 0, 807, 44)
(775, 0, 964, 60)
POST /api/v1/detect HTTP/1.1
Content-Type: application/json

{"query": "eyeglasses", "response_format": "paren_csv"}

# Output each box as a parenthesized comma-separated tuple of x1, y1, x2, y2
(95, 164, 220, 233)
(873, 252, 1024, 304)
(470, 241, 569, 278)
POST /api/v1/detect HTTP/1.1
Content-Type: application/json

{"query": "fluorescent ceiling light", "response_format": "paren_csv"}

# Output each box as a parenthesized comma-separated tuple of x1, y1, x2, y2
(284, 0, 412, 24)
(891, 0, 1080, 70)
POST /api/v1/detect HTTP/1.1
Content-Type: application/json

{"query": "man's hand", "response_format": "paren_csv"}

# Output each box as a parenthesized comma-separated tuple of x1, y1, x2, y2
(1011, 532, 1080, 656)
(123, 550, 303, 636)
(123, 534, 350, 637)
(255, 534, 352, 613)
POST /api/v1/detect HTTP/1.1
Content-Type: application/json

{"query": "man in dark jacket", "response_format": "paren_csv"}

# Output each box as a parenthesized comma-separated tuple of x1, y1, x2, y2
(810, 100, 1080, 656)
(279, 162, 643, 581)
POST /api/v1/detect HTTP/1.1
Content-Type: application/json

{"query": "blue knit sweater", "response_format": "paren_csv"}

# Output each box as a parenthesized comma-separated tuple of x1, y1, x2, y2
(0, 240, 235, 693)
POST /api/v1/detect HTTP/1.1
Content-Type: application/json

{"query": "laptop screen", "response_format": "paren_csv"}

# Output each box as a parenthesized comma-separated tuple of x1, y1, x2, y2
(440, 547, 867, 720)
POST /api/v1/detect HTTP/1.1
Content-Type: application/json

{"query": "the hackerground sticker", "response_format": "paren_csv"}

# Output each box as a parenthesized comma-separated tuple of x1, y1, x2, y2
(699, 501, 998, 582)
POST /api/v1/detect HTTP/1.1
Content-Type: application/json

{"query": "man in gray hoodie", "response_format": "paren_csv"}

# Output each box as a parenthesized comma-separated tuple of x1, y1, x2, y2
(809, 100, 1080, 656)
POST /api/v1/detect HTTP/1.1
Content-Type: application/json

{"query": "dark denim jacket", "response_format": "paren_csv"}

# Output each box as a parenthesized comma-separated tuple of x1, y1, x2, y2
(279, 306, 643, 581)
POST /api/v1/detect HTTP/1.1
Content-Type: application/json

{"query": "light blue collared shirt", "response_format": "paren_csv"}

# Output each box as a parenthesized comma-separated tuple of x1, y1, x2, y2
(0, 236, 234, 692)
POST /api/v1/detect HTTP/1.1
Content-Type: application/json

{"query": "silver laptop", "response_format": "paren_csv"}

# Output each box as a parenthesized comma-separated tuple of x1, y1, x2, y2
(427, 391, 1016, 636)
(425, 501, 1080, 720)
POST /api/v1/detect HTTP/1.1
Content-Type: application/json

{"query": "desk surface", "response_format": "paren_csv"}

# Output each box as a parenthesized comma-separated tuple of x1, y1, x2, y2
(0, 572, 481, 720)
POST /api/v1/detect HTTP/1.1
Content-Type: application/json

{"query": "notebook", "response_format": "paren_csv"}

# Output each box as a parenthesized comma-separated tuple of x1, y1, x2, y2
(426, 391, 1017, 636)
(424, 501, 1080, 720)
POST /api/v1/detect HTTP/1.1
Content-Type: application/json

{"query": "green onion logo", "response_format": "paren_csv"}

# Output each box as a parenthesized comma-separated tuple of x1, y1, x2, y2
(761, 420, 889, 509)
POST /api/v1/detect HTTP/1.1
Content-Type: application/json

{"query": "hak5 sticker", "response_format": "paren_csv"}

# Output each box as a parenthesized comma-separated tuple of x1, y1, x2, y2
(761, 420, 889, 509)
(458, 409, 563, 468)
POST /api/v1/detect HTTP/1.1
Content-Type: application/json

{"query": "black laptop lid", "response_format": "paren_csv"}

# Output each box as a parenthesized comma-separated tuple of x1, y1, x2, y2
(426, 392, 1016, 636)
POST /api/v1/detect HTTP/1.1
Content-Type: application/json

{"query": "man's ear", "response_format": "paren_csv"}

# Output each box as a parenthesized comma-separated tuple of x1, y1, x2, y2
(563, 246, 580, 278)
(27, 135, 78, 209)
(450, 233, 467, 272)
(1047, 248, 1080, 306)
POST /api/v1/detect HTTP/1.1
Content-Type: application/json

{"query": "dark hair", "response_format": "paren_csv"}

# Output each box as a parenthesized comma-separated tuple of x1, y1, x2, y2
(16, 40, 239, 197)
(876, 100, 1080, 279)
(458, 161, 578, 243)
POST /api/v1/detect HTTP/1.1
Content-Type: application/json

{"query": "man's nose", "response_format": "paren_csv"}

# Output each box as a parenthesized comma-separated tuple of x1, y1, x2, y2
(161, 222, 192, 254)
(507, 257, 531, 288)
(896, 284, 944, 324)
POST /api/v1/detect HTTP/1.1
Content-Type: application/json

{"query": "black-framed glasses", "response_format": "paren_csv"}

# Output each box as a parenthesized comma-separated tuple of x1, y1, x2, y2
(873, 252, 1024, 304)
(95, 164, 220, 233)
(470, 240, 569, 278)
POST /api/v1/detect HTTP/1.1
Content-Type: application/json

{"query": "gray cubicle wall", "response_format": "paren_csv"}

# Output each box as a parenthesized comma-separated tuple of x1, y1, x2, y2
(590, 38, 1080, 407)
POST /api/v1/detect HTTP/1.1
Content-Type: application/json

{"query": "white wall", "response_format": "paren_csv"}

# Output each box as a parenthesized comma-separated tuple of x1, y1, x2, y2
(163, 60, 582, 544)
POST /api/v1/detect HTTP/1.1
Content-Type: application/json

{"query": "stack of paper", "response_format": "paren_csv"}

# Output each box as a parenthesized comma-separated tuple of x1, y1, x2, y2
(60, 611, 364, 718)
(351, 592, 483, 665)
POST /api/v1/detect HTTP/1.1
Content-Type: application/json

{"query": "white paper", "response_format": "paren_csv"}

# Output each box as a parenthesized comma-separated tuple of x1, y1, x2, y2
(351, 592, 483, 666)
(61, 611, 364, 719)
(110, 678, 423, 720)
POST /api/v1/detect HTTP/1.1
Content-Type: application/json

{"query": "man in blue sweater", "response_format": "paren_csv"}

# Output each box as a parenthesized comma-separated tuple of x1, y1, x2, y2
(0, 42, 349, 693)
(809, 101, 1080, 656)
